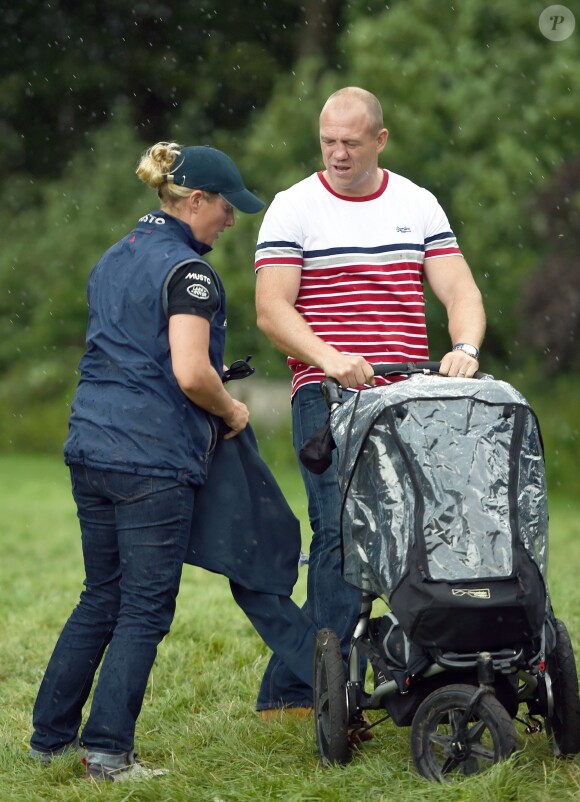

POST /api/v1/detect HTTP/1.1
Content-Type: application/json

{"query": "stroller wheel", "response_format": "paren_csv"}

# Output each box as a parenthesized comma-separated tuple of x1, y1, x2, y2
(545, 619, 580, 756)
(410, 683, 518, 781)
(313, 628, 350, 766)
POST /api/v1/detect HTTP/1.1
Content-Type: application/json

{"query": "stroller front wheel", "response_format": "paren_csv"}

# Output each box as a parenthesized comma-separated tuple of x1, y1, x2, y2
(410, 683, 519, 781)
(313, 628, 350, 766)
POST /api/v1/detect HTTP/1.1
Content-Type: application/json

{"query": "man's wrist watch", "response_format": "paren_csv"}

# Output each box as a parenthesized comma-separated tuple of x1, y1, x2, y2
(453, 342, 480, 360)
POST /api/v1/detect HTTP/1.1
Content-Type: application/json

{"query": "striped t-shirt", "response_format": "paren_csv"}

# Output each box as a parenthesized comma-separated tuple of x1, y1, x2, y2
(255, 169, 462, 396)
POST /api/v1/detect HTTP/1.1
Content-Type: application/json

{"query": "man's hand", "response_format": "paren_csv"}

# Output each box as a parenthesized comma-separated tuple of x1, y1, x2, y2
(321, 352, 375, 388)
(439, 350, 479, 378)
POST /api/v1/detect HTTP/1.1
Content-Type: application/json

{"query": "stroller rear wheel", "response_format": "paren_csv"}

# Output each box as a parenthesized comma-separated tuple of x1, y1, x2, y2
(410, 683, 519, 781)
(545, 619, 580, 756)
(313, 628, 350, 766)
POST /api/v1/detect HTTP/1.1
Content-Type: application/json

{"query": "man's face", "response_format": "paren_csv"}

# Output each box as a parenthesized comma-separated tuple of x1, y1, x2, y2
(319, 101, 388, 197)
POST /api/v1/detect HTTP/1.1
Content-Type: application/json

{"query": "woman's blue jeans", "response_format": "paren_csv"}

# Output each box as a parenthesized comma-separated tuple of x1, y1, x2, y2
(30, 465, 194, 758)
(256, 384, 363, 710)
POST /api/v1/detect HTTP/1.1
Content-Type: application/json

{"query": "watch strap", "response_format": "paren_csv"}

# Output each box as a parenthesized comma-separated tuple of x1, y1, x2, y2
(452, 343, 480, 359)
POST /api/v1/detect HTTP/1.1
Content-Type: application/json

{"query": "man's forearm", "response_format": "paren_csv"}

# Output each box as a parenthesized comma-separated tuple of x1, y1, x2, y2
(447, 290, 486, 349)
(257, 300, 375, 387)
(257, 300, 338, 368)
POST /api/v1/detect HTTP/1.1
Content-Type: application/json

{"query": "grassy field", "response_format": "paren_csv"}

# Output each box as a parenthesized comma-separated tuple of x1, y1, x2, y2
(1, 453, 579, 802)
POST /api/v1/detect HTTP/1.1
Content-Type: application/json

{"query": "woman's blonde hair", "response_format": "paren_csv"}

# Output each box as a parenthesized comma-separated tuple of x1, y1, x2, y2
(136, 141, 205, 206)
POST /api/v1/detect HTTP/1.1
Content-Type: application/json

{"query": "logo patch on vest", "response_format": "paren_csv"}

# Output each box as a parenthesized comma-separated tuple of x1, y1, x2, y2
(187, 284, 210, 300)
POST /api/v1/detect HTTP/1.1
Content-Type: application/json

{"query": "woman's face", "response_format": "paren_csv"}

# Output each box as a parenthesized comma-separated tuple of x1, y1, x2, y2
(191, 193, 235, 246)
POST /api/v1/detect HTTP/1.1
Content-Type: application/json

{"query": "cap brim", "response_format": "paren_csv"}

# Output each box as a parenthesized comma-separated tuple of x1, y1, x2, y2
(222, 188, 265, 214)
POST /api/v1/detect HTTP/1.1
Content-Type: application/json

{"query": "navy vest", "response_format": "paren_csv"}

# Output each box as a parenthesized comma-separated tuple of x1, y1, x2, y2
(64, 211, 226, 486)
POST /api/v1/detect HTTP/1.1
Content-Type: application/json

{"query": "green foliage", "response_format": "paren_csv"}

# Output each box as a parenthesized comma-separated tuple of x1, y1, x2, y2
(225, 1, 580, 370)
(2, 0, 580, 482)
(517, 158, 580, 374)
(0, 107, 151, 451)
(331, 0, 580, 360)
(512, 368, 580, 496)
(2, 0, 303, 178)
(210, 60, 330, 374)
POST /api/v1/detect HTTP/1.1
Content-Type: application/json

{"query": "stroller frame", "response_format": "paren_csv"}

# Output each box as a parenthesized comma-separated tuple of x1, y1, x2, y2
(312, 363, 580, 781)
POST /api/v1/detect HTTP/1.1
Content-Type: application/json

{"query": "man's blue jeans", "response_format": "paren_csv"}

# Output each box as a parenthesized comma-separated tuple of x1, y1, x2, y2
(30, 465, 194, 759)
(256, 384, 362, 709)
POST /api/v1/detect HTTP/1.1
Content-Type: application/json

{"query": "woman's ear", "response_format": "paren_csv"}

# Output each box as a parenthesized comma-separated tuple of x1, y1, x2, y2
(188, 190, 203, 213)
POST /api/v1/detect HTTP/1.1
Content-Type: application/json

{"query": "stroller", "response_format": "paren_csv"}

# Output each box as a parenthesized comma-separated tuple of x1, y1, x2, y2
(309, 363, 580, 781)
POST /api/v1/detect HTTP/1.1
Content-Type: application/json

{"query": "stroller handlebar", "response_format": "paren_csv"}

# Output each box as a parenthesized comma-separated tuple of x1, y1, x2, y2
(373, 361, 441, 377)
(320, 362, 488, 408)
(320, 377, 345, 408)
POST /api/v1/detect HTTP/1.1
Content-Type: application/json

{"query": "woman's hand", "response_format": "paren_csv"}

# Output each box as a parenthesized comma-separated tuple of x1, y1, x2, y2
(222, 398, 250, 439)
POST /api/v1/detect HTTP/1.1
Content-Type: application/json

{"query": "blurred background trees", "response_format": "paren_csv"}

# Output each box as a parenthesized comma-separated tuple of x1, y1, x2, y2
(1, 0, 578, 489)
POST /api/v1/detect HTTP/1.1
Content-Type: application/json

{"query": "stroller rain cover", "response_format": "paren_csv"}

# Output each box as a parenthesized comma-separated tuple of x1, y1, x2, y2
(331, 375, 549, 651)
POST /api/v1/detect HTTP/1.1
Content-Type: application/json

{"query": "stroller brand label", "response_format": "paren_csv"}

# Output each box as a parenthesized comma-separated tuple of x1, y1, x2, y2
(451, 588, 491, 599)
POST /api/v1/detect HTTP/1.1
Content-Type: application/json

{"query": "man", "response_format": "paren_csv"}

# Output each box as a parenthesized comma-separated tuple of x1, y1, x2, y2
(253, 87, 486, 716)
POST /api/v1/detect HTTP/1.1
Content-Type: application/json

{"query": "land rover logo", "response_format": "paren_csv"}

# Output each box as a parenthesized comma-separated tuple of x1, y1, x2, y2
(187, 284, 210, 300)
(452, 588, 491, 599)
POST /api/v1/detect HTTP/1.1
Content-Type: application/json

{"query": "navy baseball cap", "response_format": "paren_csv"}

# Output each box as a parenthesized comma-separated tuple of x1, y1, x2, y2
(167, 146, 265, 214)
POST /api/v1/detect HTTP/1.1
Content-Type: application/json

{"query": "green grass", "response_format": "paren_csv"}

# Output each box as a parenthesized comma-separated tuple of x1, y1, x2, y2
(1, 454, 580, 801)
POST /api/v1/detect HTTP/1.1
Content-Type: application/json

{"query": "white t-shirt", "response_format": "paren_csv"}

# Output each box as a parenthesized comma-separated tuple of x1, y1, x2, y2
(255, 169, 462, 396)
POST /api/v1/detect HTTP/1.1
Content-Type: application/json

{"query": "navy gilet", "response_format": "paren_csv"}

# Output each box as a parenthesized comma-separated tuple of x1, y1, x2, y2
(64, 210, 226, 486)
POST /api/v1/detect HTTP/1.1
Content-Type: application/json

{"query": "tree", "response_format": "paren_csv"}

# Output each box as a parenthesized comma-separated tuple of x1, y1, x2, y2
(518, 158, 580, 374)
(0, 109, 148, 450)
(1, 0, 302, 178)
(242, 0, 580, 366)
(3, 0, 580, 459)
(2, 0, 356, 183)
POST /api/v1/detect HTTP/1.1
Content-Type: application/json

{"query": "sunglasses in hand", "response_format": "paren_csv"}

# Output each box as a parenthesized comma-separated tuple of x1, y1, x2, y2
(221, 355, 256, 383)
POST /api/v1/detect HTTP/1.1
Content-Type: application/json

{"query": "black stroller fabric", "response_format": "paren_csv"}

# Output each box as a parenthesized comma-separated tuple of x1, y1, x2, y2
(330, 376, 549, 652)
(299, 419, 336, 474)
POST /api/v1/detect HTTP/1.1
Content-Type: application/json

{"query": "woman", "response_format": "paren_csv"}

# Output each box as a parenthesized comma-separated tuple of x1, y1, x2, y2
(29, 142, 263, 781)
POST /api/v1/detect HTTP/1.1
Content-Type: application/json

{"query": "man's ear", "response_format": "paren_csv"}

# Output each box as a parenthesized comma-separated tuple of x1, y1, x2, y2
(377, 128, 389, 154)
